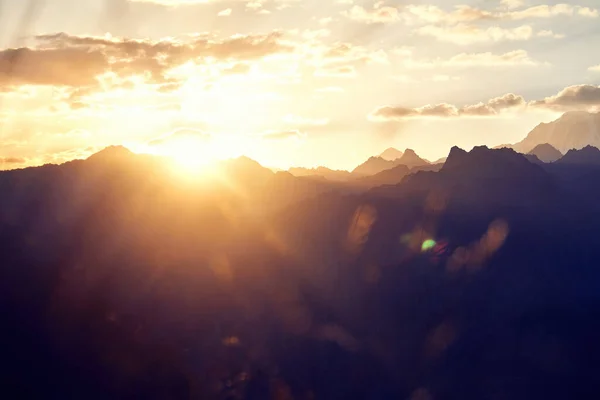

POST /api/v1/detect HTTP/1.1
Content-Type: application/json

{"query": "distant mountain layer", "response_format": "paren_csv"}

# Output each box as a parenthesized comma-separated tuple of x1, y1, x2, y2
(379, 147, 403, 161)
(288, 166, 352, 181)
(353, 164, 410, 187)
(513, 111, 600, 154)
(396, 149, 430, 168)
(353, 149, 429, 176)
(527, 143, 563, 163)
(5, 144, 600, 398)
(556, 145, 600, 165)
(352, 156, 399, 176)
(373, 145, 555, 203)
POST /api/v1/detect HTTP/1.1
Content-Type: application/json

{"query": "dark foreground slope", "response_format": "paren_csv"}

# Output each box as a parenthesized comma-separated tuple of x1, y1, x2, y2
(2, 146, 600, 399)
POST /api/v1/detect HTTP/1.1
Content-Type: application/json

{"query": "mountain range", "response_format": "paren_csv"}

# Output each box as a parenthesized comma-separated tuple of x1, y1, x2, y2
(287, 111, 600, 185)
(379, 147, 404, 161)
(4, 115, 600, 399)
(527, 143, 563, 163)
(512, 111, 600, 153)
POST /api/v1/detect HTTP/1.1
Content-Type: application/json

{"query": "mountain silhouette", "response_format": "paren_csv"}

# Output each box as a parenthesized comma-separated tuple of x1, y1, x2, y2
(353, 163, 411, 187)
(352, 150, 429, 177)
(396, 148, 430, 168)
(524, 153, 544, 165)
(374, 146, 556, 205)
(86, 145, 134, 162)
(3, 145, 600, 399)
(527, 143, 563, 163)
(410, 163, 444, 173)
(352, 156, 399, 176)
(513, 111, 600, 153)
(288, 166, 352, 181)
(379, 147, 403, 161)
(555, 145, 600, 165)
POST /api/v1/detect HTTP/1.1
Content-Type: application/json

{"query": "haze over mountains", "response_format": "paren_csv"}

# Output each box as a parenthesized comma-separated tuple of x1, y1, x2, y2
(4, 110, 600, 399)
(285, 112, 600, 185)
(527, 143, 563, 163)
(512, 111, 600, 154)
(379, 147, 404, 161)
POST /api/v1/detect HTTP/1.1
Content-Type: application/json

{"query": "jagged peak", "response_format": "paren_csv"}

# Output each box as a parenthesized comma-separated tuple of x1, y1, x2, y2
(559, 145, 600, 161)
(445, 146, 468, 160)
(443, 145, 534, 173)
(528, 143, 563, 163)
(86, 145, 133, 162)
(529, 143, 560, 152)
(379, 147, 403, 161)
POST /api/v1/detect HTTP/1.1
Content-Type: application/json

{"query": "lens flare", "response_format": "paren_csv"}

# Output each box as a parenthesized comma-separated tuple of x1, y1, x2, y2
(421, 239, 437, 252)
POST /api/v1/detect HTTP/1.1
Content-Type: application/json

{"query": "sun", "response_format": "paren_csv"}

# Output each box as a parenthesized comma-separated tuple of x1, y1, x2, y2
(139, 132, 256, 179)
(168, 140, 216, 170)
(160, 139, 224, 180)
(128, 129, 261, 181)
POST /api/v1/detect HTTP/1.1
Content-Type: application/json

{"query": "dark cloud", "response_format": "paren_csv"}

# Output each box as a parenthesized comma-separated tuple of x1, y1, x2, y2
(0, 31, 292, 90)
(371, 106, 419, 119)
(370, 93, 525, 120)
(419, 103, 458, 117)
(0, 156, 26, 164)
(0, 47, 107, 87)
(531, 85, 600, 110)
(459, 103, 496, 116)
(36, 31, 291, 64)
(488, 93, 526, 109)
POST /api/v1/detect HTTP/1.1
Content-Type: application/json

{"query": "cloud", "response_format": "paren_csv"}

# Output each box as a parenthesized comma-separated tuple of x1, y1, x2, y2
(393, 2, 595, 45)
(221, 62, 251, 74)
(444, 50, 540, 67)
(0, 157, 26, 164)
(403, 49, 541, 69)
(370, 93, 525, 120)
(217, 8, 232, 16)
(343, 3, 401, 24)
(314, 65, 357, 78)
(415, 24, 533, 45)
(319, 42, 389, 66)
(588, 64, 600, 72)
(530, 84, 600, 111)
(261, 129, 305, 140)
(403, 4, 496, 25)
(506, 4, 598, 19)
(500, 0, 523, 10)
(371, 84, 600, 120)
(128, 0, 211, 5)
(402, 3, 597, 25)
(128, 0, 302, 9)
(536, 30, 565, 38)
(0, 31, 292, 90)
(37, 31, 292, 62)
(0, 47, 108, 87)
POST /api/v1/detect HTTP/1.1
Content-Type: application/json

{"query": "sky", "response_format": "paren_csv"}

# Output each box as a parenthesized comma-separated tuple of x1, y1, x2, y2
(0, 0, 600, 170)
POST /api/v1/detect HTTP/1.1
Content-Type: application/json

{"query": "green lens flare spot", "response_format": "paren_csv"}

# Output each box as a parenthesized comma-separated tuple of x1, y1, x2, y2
(421, 239, 436, 252)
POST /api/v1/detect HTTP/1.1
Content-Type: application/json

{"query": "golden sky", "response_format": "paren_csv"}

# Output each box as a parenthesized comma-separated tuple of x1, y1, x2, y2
(1, 0, 600, 170)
